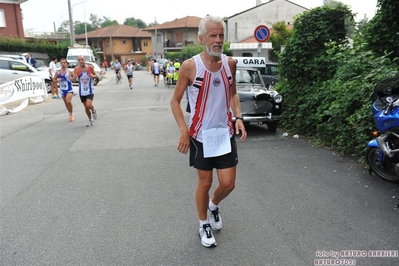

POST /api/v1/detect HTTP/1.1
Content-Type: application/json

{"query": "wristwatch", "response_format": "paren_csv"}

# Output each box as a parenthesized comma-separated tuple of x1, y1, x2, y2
(235, 116, 243, 121)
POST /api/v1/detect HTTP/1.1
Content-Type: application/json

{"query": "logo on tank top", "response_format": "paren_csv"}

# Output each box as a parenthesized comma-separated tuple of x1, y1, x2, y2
(213, 77, 221, 87)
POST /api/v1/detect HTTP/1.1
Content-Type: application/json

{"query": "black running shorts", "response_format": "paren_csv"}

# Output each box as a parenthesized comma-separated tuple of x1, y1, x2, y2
(80, 94, 94, 103)
(189, 136, 238, 170)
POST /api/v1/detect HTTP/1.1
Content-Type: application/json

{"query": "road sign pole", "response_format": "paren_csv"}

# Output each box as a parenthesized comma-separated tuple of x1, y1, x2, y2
(254, 25, 270, 59)
(257, 43, 262, 57)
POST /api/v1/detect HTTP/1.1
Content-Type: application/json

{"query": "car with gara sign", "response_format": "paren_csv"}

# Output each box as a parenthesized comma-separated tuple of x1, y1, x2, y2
(233, 57, 283, 132)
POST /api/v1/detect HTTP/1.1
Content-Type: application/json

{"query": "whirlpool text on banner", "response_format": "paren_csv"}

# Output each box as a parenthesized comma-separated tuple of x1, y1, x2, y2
(0, 76, 47, 115)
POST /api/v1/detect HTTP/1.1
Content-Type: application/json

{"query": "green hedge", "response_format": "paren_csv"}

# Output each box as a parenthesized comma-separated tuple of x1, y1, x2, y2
(0, 36, 69, 59)
(277, 5, 399, 162)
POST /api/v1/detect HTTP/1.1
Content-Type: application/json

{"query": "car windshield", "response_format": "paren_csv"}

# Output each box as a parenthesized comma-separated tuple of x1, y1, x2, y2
(35, 60, 46, 67)
(236, 69, 263, 87)
(68, 61, 79, 68)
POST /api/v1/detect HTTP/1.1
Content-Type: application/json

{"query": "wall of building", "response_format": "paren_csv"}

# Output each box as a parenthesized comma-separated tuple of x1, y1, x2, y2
(0, 3, 24, 38)
(140, 38, 152, 55)
(227, 0, 305, 42)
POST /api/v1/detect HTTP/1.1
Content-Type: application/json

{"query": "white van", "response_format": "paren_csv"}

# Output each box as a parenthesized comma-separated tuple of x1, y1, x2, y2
(66, 44, 96, 62)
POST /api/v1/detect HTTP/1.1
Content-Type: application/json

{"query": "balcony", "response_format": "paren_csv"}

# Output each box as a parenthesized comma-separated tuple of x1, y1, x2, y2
(163, 40, 196, 49)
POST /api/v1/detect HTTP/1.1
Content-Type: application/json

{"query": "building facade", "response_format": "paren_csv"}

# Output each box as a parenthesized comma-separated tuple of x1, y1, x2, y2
(0, 0, 27, 38)
(75, 25, 151, 64)
(227, 0, 308, 59)
(144, 16, 202, 59)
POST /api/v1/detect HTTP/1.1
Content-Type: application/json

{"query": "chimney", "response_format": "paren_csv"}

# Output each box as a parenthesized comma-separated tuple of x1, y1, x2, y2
(256, 0, 261, 6)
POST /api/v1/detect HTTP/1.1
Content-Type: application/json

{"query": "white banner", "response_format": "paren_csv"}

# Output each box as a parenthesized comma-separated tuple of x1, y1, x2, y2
(233, 57, 267, 68)
(0, 76, 47, 105)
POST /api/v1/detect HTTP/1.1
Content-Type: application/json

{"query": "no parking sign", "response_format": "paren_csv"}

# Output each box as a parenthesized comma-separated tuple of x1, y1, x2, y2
(254, 25, 271, 42)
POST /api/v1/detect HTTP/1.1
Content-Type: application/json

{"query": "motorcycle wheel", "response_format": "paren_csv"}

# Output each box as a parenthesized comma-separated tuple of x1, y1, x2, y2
(365, 146, 399, 183)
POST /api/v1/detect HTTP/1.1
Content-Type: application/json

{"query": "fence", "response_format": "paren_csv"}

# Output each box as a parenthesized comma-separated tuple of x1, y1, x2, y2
(0, 51, 49, 62)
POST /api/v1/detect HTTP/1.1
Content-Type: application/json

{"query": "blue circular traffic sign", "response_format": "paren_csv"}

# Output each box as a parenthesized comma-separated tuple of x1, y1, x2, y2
(254, 25, 270, 42)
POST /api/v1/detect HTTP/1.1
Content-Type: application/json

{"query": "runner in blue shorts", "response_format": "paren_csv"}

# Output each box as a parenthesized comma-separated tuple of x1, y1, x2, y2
(55, 58, 76, 122)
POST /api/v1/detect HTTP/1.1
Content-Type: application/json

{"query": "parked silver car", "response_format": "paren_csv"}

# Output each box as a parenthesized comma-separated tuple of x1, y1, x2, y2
(0, 56, 52, 92)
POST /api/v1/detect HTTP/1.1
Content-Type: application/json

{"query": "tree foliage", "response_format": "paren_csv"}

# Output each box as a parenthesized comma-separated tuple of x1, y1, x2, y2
(124, 17, 147, 28)
(363, 0, 399, 59)
(89, 14, 101, 30)
(74, 21, 94, 35)
(100, 17, 119, 27)
(269, 21, 293, 62)
(57, 15, 119, 34)
(276, 1, 399, 159)
(279, 5, 353, 91)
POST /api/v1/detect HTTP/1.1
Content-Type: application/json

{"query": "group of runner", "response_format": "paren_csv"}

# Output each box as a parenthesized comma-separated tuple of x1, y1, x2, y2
(151, 59, 181, 87)
(53, 55, 97, 127)
(112, 59, 135, 89)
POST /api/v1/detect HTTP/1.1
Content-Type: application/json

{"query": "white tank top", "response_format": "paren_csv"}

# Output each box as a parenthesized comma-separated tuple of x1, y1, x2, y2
(126, 65, 133, 75)
(187, 54, 234, 142)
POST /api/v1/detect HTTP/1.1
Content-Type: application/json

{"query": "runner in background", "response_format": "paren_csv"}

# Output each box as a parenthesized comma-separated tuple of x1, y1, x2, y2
(125, 59, 134, 89)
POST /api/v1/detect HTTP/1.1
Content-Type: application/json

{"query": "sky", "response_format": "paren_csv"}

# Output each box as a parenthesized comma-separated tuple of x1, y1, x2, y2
(21, 0, 378, 33)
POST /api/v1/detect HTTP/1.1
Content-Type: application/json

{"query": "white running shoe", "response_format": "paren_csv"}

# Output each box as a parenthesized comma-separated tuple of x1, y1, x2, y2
(208, 208, 222, 230)
(199, 224, 217, 248)
(86, 120, 93, 127)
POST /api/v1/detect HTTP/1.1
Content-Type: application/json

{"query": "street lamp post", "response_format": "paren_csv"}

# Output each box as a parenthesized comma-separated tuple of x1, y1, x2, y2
(84, 6, 88, 45)
(67, 0, 74, 46)
(67, 0, 90, 46)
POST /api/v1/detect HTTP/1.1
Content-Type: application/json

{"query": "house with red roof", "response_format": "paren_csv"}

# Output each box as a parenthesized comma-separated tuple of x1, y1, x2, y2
(144, 16, 202, 59)
(75, 25, 151, 63)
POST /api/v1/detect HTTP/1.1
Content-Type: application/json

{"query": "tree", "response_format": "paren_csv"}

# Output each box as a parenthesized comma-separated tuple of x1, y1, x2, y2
(277, 5, 354, 135)
(74, 21, 94, 35)
(89, 14, 102, 30)
(148, 21, 159, 27)
(323, 0, 342, 8)
(363, 0, 399, 59)
(323, 0, 356, 38)
(57, 21, 70, 33)
(124, 17, 147, 28)
(100, 16, 119, 27)
(269, 21, 293, 62)
(355, 15, 369, 36)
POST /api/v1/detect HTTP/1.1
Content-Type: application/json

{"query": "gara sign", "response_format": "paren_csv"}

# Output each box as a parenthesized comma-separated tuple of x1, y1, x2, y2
(233, 57, 267, 68)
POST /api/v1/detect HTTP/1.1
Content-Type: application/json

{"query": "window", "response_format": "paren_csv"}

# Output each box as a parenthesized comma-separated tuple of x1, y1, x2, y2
(143, 41, 148, 47)
(234, 22, 237, 41)
(0, 10, 6, 27)
(0, 60, 9, 70)
(121, 39, 126, 44)
(11, 61, 29, 72)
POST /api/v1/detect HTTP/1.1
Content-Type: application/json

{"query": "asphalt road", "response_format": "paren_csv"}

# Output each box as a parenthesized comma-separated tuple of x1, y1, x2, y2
(1, 69, 399, 266)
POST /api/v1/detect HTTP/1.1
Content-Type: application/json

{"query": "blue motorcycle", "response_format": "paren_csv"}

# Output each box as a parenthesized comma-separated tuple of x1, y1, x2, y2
(366, 77, 399, 183)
